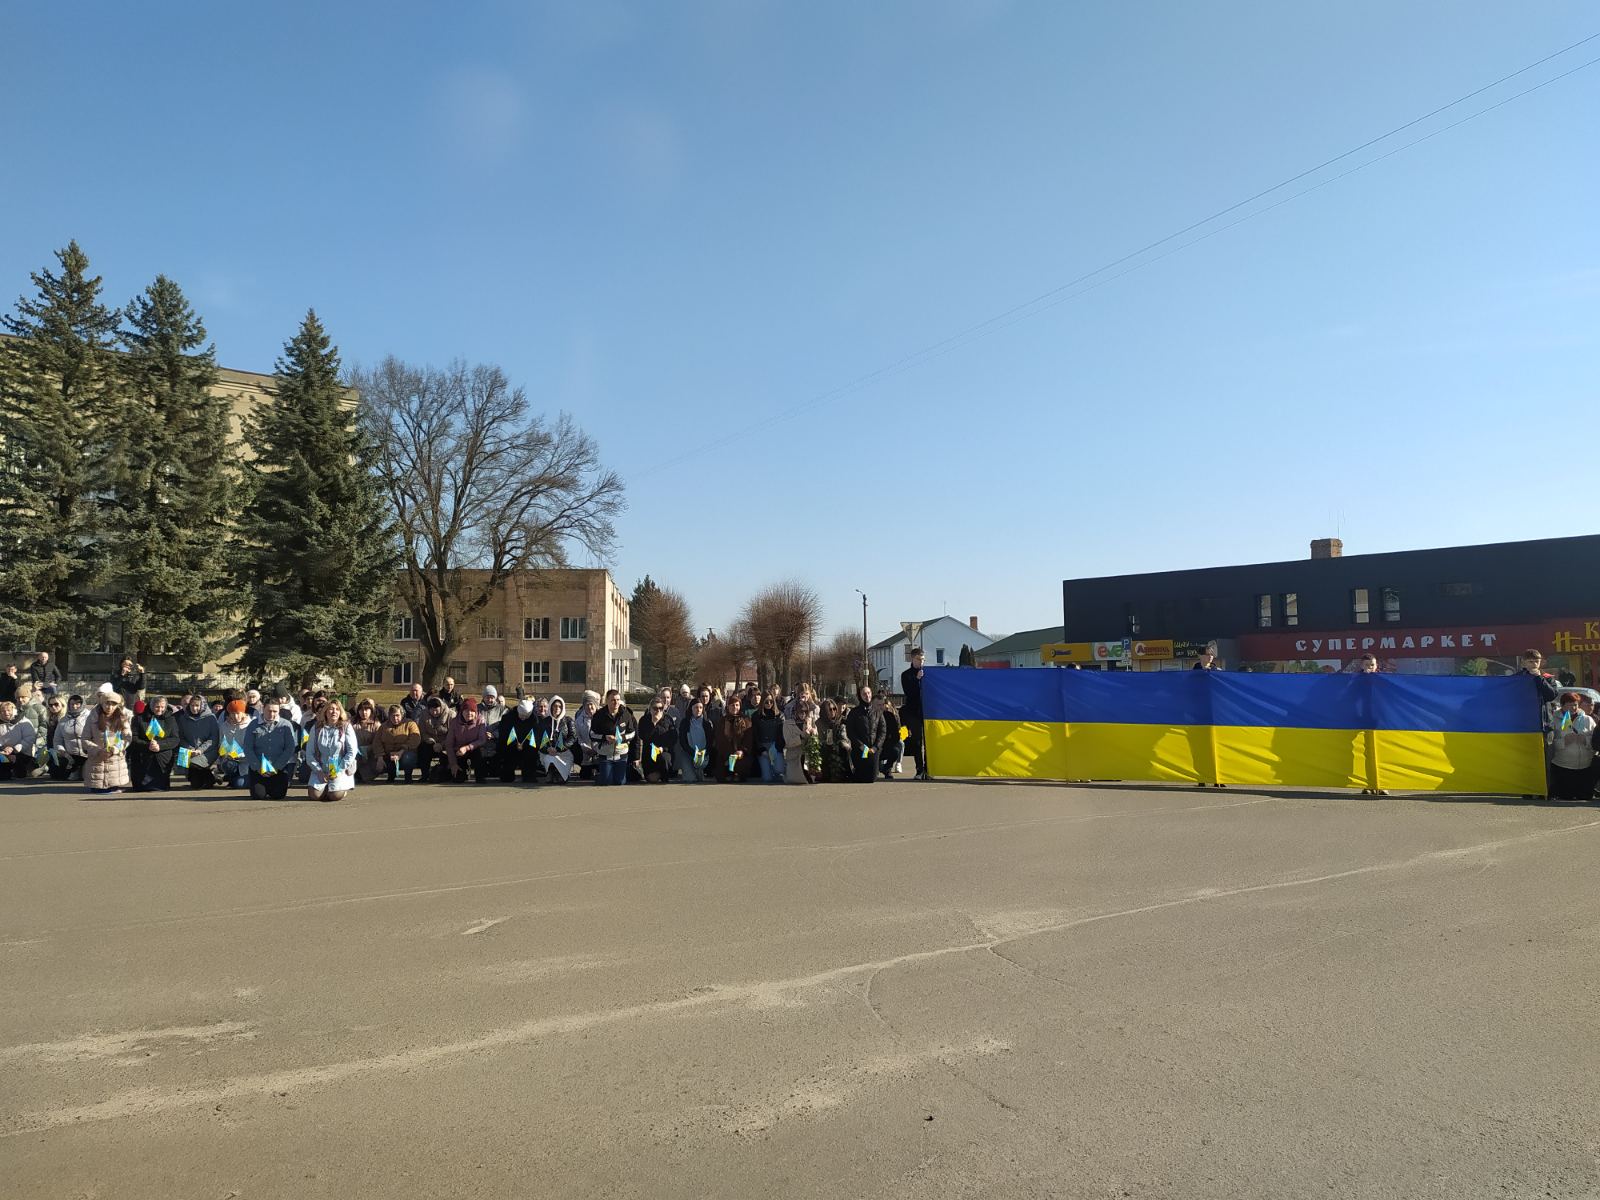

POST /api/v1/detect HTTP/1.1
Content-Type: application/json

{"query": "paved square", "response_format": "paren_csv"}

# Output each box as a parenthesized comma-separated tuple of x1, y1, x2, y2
(2, 780, 1596, 1198)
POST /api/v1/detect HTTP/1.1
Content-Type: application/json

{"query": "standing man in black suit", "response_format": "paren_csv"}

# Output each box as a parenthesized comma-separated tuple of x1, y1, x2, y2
(901, 646, 929, 780)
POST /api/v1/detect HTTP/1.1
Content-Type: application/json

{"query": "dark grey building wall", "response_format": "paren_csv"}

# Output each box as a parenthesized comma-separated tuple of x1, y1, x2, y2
(1062, 535, 1600, 642)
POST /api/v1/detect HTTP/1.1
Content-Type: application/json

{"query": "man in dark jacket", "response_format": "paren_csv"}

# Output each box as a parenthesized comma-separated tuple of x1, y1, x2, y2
(900, 647, 928, 779)
(400, 682, 427, 723)
(589, 689, 637, 787)
(27, 652, 62, 695)
(130, 695, 180, 792)
(0, 664, 19, 707)
(1517, 649, 1561, 800)
(173, 693, 221, 790)
(844, 685, 886, 783)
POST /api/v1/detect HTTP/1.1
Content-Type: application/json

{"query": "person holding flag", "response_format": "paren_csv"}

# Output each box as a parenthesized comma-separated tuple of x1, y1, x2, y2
(498, 694, 541, 783)
(589, 688, 637, 787)
(306, 700, 360, 802)
(539, 696, 579, 784)
(676, 697, 716, 784)
(374, 704, 422, 783)
(130, 695, 180, 792)
(173, 693, 221, 790)
(247, 699, 298, 800)
(216, 699, 256, 789)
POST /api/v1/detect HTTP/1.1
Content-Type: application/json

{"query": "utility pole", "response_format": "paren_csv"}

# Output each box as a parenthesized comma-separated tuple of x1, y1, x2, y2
(854, 589, 869, 687)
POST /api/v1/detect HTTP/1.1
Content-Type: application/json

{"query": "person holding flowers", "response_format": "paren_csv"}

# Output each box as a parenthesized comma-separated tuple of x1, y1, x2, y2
(83, 683, 133, 795)
(306, 700, 359, 802)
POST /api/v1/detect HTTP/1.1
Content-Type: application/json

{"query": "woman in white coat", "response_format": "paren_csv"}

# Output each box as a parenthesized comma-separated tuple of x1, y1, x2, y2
(306, 699, 360, 803)
(539, 695, 579, 783)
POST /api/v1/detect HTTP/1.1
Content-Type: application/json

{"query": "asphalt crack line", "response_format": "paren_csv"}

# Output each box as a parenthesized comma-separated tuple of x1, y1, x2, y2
(11, 818, 1589, 1139)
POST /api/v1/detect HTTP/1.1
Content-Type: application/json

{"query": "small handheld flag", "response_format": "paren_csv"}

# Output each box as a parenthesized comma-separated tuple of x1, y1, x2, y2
(727, 754, 738, 774)
(693, 748, 706, 767)
(648, 743, 661, 762)
(146, 718, 165, 740)
(259, 755, 277, 776)
(506, 727, 519, 746)
(176, 747, 191, 769)
(860, 743, 872, 760)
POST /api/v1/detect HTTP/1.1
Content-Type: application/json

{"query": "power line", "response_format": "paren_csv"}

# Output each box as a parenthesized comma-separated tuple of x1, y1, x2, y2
(631, 32, 1600, 481)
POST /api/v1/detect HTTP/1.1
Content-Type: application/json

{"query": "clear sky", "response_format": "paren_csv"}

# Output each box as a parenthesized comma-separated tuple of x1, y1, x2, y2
(4, 2, 1596, 647)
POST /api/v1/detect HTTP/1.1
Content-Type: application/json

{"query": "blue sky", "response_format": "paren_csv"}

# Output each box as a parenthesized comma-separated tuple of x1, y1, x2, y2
(4, 1, 1596, 646)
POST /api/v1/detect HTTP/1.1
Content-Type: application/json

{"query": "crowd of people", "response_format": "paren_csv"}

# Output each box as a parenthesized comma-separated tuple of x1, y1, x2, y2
(1, 645, 1593, 801)
(0, 650, 937, 801)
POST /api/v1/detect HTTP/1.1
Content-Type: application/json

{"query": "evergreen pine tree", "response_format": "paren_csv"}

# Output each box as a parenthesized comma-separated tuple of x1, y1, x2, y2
(239, 311, 397, 688)
(0, 242, 121, 653)
(105, 276, 240, 667)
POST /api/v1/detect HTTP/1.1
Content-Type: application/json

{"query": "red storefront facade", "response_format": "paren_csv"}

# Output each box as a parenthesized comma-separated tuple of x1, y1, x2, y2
(1239, 617, 1600, 686)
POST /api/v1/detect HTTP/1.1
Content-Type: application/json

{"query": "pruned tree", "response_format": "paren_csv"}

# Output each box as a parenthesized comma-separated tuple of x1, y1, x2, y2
(699, 620, 755, 689)
(239, 311, 398, 689)
(354, 357, 624, 687)
(813, 628, 871, 698)
(0, 241, 121, 653)
(741, 579, 822, 691)
(631, 577, 697, 687)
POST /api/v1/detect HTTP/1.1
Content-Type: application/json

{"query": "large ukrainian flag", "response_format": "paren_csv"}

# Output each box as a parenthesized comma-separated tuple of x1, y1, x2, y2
(923, 670, 1545, 795)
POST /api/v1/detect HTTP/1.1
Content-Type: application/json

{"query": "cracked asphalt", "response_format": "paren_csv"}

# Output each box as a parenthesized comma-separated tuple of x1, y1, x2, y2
(2, 779, 1597, 1198)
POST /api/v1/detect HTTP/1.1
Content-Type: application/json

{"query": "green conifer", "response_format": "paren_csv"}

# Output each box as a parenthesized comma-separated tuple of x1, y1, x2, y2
(238, 311, 397, 688)
(105, 276, 239, 666)
(0, 242, 121, 652)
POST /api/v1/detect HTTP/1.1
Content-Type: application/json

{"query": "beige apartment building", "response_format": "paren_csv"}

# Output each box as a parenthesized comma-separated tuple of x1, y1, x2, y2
(376, 568, 635, 698)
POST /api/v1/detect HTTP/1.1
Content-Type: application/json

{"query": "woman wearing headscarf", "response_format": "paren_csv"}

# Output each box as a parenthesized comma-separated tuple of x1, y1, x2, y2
(217, 699, 256, 789)
(499, 693, 541, 783)
(714, 700, 754, 782)
(676, 697, 716, 784)
(173, 693, 222, 789)
(573, 691, 601, 780)
(444, 697, 488, 783)
(540, 695, 579, 783)
(83, 683, 133, 795)
(306, 700, 360, 802)
(130, 695, 180, 792)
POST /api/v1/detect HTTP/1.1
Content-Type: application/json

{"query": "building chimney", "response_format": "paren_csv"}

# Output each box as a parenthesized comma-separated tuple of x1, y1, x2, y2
(1310, 538, 1343, 560)
(968, 615, 980, 631)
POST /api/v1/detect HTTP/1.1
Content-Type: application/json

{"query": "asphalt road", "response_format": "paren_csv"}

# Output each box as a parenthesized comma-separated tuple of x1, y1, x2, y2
(2, 777, 1597, 1199)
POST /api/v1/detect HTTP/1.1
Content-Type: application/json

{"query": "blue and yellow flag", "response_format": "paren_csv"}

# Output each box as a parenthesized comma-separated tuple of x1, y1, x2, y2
(146, 718, 165, 740)
(923, 670, 1545, 795)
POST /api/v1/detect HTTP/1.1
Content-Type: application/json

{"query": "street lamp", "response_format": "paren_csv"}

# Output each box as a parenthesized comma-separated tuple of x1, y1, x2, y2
(854, 588, 868, 686)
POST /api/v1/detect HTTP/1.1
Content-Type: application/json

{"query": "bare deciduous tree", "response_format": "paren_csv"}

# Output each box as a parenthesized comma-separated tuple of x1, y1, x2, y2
(741, 580, 822, 691)
(699, 620, 756, 689)
(813, 628, 873, 697)
(354, 357, 624, 686)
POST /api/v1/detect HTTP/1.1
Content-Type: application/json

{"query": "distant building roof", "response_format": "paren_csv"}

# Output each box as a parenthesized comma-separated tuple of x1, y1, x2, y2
(871, 614, 995, 651)
(977, 625, 1064, 657)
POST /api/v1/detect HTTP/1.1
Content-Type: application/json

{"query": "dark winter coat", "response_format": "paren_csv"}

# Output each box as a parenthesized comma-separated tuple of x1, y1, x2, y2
(589, 705, 637, 756)
(845, 702, 886, 757)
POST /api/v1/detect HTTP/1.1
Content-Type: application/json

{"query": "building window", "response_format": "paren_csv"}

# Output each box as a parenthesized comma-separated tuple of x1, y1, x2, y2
(393, 615, 415, 641)
(935, 648, 946, 665)
(560, 617, 588, 641)
(1255, 594, 1273, 629)
(448, 661, 467, 679)
(1280, 592, 1299, 627)
(363, 665, 384, 685)
(477, 618, 504, 639)
(481, 662, 504, 686)
(1351, 588, 1370, 625)
(1381, 587, 1401, 624)
(523, 617, 550, 640)
(523, 660, 550, 684)
(392, 662, 414, 685)
(560, 660, 587, 685)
